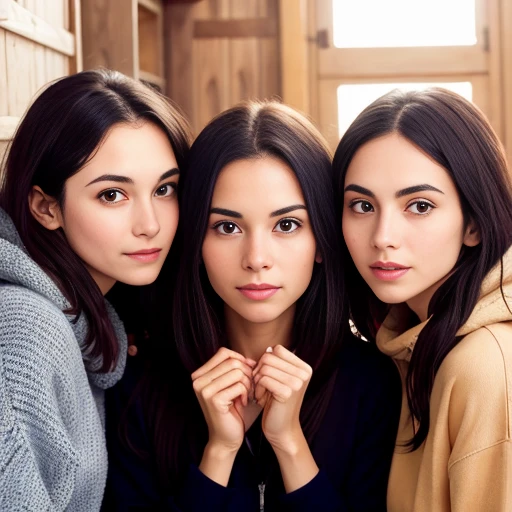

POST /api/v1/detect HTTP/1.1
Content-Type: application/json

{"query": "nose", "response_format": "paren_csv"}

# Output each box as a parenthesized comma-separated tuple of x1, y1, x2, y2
(370, 210, 401, 250)
(132, 200, 161, 238)
(241, 232, 273, 272)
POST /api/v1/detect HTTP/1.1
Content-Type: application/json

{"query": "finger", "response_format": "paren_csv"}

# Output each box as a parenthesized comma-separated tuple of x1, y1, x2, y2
(195, 368, 252, 402)
(256, 376, 293, 404)
(254, 364, 305, 392)
(192, 347, 254, 380)
(268, 345, 313, 373)
(212, 382, 249, 413)
(253, 352, 311, 382)
(193, 357, 254, 390)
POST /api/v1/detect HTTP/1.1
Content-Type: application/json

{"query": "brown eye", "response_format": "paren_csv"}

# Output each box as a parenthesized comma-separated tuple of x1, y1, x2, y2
(416, 202, 429, 213)
(274, 218, 300, 233)
(104, 191, 118, 202)
(215, 222, 241, 235)
(155, 184, 174, 197)
(279, 220, 292, 231)
(407, 200, 434, 215)
(351, 200, 374, 213)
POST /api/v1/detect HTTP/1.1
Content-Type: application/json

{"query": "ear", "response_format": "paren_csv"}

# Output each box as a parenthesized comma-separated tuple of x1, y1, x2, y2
(463, 220, 481, 247)
(28, 186, 63, 231)
(315, 250, 323, 264)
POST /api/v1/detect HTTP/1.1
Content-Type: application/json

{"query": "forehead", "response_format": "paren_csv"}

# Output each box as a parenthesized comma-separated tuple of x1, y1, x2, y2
(69, 122, 177, 185)
(345, 133, 454, 191)
(212, 156, 305, 205)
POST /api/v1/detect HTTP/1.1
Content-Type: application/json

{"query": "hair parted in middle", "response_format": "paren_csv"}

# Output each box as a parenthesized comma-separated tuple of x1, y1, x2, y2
(140, 100, 351, 487)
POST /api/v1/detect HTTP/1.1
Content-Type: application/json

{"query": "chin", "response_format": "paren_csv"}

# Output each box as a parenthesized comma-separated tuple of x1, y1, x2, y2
(370, 287, 411, 305)
(231, 306, 285, 324)
(117, 272, 160, 287)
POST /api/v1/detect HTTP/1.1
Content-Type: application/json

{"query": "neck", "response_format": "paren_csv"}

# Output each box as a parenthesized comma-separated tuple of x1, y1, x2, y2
(225, 304, 296, 361)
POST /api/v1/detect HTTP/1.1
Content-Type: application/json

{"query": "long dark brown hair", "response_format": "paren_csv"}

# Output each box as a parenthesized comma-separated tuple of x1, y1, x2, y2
(332, 88, 512, 449)
(139, 100, 350, 488)
(0, 69, 191, 372)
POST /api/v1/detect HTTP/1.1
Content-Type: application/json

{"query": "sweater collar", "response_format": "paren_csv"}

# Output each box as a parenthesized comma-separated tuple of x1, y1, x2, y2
(0, 208, 126, 389)
(377, 246, 512, 361)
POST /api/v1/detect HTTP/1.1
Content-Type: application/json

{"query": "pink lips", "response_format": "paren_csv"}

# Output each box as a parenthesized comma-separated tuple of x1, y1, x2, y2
(370, 261, 410, 281)
(237, 283, 281, 300)
(124, 248, 161, 263)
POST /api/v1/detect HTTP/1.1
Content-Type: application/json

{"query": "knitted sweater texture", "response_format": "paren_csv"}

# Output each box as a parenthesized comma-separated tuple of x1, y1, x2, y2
(0, 208, 127, 511)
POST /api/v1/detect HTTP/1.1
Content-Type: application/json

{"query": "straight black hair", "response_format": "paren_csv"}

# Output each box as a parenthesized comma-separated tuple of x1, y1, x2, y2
(0, 69, 192, 372)
(139, 100, 350, 487)
(332, 88, 512, 449)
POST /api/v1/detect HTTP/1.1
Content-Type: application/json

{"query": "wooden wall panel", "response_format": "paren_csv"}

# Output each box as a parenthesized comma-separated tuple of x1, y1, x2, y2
(0, 0, 79, 172)
(0, 29, 7, 116)
(166, 0, 280, 135)
(193, 38, 229, 129)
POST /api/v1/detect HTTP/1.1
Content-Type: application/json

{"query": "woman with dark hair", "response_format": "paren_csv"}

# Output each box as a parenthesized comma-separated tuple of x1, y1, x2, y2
(0, 69, 191, 510)
(333, 88, 512, 511)
(105, 100, 401, 511)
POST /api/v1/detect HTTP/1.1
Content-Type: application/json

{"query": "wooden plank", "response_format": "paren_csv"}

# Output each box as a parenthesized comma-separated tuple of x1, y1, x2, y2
(229, 38, 259, 103)
(0, 115, 19, 139)
(278, 0, 309, 113)
(0, 0, 74, 56)
(81, 0, 137, 77)
(193, 37, 229, 132)
(138, 3, 161, 75)
(318, 46, 488, 79)
(259, 37, 279, 99)
(69, 0, 82, 73)
(0, 30, 8, 116)
(5, 33, 35, 116)
(194, 18, 277, 38)
(229, 0, 258, 18)
(501, 0, 512, 165)
(137, 0, 162, 16)
(486, 0, 503, 139)
(164, 2, 195, 116)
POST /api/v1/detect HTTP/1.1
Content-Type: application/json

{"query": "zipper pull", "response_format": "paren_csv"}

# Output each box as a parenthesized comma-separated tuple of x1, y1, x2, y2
(258, 482, 266, 512)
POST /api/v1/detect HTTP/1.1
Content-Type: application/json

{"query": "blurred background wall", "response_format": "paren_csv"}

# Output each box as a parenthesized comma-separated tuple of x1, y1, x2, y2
(1, 0, 512, 165)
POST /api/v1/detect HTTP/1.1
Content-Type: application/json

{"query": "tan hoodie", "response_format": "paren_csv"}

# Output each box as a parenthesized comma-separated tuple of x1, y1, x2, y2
(377, 247, 512, 512)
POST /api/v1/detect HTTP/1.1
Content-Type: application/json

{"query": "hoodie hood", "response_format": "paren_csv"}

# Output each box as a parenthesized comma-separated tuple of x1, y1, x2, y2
(0, 208, 126, 388)
(377, 246, 512, 361)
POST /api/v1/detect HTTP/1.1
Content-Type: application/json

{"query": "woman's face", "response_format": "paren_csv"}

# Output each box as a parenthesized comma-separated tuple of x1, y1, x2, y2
(56, 122, 180, 294)
(202, 156, 320, 326)
(342, 133, 479, 321)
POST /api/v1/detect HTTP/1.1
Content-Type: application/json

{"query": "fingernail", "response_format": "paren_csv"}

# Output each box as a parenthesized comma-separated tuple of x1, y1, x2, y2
(266, 346, 273, 353)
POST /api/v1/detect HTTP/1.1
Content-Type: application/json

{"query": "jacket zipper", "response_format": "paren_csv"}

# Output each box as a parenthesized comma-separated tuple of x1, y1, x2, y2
(258, 482, 265, 511)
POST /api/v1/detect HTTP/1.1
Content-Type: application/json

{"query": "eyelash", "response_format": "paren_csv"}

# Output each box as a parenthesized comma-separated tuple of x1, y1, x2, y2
(97, 182, 177, 205)
(211, 217, 303, 235)
(348, 199, 436, 216)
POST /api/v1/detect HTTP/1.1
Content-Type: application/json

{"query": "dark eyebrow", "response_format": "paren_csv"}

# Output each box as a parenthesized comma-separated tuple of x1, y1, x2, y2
(86, 168, 179, 187)
(159, 168, 180, 181)
(344, 184, 374, 197)
(210, 207, 242, 218)
(87, 174, 133, 186)
(270, 204, 307, 217)
(395, 184, 444, 198)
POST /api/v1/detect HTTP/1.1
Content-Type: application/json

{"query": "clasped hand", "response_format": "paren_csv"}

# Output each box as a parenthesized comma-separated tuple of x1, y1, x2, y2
(191, 345, 312, 456)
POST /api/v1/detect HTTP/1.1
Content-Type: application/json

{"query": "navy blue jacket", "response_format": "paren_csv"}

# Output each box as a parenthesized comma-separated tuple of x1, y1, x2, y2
(103, 336, 401, 511)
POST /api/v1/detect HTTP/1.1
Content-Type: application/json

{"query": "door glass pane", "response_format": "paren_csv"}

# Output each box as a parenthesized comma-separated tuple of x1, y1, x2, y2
(333, 0, 476, 48)
(337, 82, 473, 137)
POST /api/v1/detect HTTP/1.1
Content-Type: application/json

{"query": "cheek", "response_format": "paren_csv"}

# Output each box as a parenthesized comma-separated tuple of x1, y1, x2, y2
(62, 204, 120, 255)
(342, 218, 364, 259)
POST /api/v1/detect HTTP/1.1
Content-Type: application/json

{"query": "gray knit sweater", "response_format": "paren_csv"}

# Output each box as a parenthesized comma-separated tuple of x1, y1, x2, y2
(0, 208, 127, 511)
